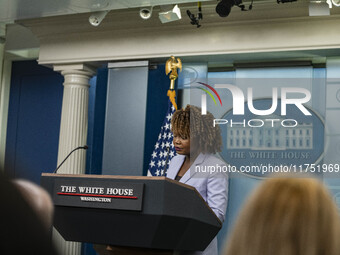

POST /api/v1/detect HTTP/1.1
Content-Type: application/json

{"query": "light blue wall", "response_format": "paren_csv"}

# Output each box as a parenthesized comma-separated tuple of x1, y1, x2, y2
(323, 58, 340, 210)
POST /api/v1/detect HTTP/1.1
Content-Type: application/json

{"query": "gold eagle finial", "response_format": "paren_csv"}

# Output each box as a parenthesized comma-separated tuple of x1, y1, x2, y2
(165, 56, 182, 90)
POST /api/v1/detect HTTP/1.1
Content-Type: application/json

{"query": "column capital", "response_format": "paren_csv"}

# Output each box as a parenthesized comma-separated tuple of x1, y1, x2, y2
(53, 63, 96, 77)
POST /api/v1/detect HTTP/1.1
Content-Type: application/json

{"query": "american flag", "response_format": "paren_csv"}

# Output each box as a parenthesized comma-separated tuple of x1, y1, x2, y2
(147, 100, 177, 176)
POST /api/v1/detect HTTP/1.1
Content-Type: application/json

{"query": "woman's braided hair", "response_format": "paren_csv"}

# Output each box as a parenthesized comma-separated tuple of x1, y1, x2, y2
(171, 105, 222, 154)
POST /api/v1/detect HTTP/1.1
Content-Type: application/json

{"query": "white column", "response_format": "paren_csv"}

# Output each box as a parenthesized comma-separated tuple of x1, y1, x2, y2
(54, 64, 95, 174)
(53, 63, 96, 255)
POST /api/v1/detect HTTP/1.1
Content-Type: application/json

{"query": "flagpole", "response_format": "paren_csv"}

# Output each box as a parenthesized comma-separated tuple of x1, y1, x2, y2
(147, 56, 182, 177)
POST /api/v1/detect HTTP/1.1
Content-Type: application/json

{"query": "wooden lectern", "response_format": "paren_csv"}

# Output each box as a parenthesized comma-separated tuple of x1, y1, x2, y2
(41, 173, 222, 253)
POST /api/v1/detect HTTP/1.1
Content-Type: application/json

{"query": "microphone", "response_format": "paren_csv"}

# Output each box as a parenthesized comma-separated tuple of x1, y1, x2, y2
(53, 145, 89, 173)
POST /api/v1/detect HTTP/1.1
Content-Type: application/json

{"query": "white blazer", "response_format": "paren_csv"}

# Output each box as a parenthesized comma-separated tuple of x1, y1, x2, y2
(167, 153, 229, 255)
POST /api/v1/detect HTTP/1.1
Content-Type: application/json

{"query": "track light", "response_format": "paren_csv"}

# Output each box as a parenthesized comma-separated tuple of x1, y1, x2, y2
(216, 0, 243, 17)
(216, 0, 253, 17)
(89, 10, 109, 26)
(159, 5, 182, 23)
(140, 7, 153, 20)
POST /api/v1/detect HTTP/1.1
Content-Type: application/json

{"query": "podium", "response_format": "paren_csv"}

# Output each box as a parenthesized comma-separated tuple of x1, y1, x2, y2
(41, 173, 222, 252)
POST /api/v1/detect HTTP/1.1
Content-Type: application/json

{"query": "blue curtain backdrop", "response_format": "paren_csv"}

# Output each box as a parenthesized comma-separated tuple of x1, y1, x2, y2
(5, 60, 63, 182)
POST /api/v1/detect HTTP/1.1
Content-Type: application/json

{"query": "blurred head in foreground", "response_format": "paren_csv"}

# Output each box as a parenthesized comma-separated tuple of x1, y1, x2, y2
(224, 176, 340, 255)
(13, 179, 54, 229)
(0, 170, 57, 255)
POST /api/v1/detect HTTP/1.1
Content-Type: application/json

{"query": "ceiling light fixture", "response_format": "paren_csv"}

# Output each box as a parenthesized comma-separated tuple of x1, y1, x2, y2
(140, 7, 153, 20)
(277, 0, 297, 3)
(216, 0, 237, 17)
(309, 0, 330, 15)
(331, 0, 340, 6)
(216, 0, 252, 17)
(89, 10, 109, 26)
(159, 5, 182, 23)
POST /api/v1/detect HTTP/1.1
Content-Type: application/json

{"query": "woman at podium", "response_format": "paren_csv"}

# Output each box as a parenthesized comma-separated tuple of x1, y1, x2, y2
(167, 104, 228, 255)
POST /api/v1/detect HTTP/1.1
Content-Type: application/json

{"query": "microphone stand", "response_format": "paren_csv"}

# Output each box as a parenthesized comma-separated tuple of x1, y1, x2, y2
(53, 145, 88, 174)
